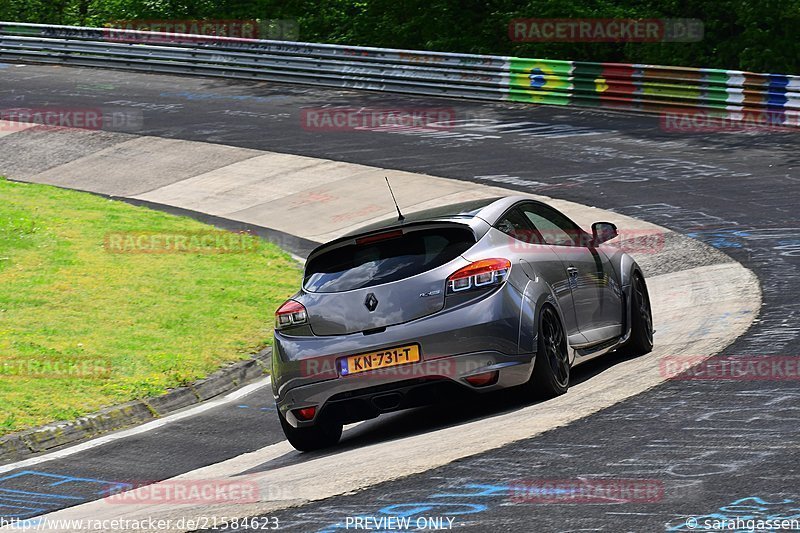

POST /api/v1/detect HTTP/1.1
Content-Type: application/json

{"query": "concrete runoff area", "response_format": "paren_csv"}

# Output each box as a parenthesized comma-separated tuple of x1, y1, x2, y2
(0, 123, 759, 531)
(2, 122, 686, 246)
(28, 136, 260, 197)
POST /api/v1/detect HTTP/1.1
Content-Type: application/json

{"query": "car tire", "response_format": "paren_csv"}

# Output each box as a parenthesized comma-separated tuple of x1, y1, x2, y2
(279, 411, 342, 452)
(527, 305, 570, 399)
(622, 273, 654, 356)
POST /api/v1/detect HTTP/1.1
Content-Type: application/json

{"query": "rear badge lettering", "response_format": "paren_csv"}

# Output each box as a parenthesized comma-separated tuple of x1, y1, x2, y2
(419, 289, 442, 298)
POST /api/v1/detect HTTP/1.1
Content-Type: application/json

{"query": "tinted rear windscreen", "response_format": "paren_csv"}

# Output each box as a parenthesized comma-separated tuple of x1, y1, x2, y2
(304, 227, 475, 293)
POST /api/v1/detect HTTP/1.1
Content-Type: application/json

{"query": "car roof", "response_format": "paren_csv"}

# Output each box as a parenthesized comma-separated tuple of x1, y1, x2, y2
(340, 196, 532, 237)
(308, 196, 552, 263)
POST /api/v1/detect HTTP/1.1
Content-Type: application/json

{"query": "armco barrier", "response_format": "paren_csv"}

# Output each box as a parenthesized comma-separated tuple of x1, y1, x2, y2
(0, 22, 798, 126)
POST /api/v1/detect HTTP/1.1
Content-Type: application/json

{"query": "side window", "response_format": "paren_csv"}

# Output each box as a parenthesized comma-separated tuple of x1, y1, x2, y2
(495, 208, 540, 243)
(519, 204, 585, 247)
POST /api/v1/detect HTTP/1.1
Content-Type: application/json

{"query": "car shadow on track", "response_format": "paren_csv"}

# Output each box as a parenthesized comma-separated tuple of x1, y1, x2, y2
(243, 349, 643, 474)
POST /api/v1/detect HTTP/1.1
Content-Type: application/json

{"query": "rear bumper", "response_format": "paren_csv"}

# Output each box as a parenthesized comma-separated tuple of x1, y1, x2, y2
(272, 283, 535, 428)
(278, 350, 535, 427)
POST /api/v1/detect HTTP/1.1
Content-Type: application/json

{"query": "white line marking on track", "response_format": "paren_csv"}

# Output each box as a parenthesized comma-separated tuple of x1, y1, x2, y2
(0, 376, 272, 474)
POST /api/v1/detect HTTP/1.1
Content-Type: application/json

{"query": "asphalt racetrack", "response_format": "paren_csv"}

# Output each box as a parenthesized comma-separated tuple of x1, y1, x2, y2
(0, 63, 798, 532)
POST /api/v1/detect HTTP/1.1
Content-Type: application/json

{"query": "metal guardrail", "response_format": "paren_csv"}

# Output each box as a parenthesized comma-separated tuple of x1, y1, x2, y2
(1, 22, 798, 126)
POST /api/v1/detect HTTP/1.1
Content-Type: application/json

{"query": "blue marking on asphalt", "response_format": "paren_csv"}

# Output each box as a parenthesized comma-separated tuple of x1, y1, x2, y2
(686, 229, 750, 249)
(0, 503, 47, 519)
(0, 495, 60, 505)
(0, 488, 81, 500)
(0, 63, 9, 69)
(0, 471, 132, 519)
(237, 404, 276, 411)
(0, 470, 131, 494)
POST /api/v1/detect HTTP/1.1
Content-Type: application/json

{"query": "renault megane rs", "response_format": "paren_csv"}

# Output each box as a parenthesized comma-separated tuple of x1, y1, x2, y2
(272, 196, 653, 451)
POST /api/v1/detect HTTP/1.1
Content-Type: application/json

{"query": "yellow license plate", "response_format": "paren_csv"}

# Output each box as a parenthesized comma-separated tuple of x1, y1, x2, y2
(340, 344, 421, 376)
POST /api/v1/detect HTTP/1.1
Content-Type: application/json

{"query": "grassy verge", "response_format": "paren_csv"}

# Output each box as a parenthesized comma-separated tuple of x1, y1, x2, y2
(0, 178, 300, 434)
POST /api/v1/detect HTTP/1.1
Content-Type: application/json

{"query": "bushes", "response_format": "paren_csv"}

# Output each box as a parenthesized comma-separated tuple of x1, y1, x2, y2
(1, 0, 796, 73)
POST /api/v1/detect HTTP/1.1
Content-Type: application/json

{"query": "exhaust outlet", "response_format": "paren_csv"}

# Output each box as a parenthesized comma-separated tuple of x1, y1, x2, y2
(372, 392, 403, 411)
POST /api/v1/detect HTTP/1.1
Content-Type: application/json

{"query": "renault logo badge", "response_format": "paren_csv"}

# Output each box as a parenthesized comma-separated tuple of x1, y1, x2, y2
(365, 293, 379, 312)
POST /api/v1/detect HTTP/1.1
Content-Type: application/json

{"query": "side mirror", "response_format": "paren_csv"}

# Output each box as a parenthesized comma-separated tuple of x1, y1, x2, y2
(591, 222, 618, 246)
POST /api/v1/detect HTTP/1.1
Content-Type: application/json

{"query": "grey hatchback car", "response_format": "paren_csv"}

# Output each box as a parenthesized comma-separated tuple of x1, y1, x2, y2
(272, 196, 653, 451)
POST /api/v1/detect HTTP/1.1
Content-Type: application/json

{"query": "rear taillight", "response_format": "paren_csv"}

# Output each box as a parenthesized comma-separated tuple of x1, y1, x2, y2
(275, 300, 308, 330)
(447, 258, 511, 294)
(292, 406, 317, 421)
(465, 371, 499, 387)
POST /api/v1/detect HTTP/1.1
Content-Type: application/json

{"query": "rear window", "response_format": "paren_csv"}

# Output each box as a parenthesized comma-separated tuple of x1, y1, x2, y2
(304, 227, 475, 293)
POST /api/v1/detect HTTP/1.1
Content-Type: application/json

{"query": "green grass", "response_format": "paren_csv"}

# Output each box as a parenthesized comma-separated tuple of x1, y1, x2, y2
(0, 177, 301, 434)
